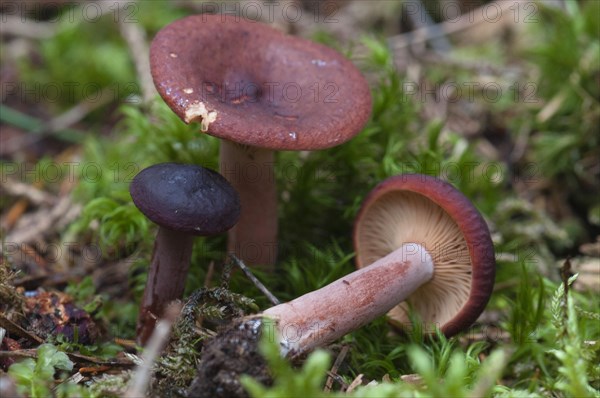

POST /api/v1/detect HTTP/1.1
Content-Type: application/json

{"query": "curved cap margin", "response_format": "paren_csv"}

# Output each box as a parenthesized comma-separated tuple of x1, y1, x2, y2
(353, 174, 496, 336)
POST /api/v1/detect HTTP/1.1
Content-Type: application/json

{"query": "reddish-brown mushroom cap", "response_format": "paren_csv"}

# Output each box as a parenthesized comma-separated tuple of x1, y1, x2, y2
(149, 14, 372, 150)
(353, 174, 495, 337)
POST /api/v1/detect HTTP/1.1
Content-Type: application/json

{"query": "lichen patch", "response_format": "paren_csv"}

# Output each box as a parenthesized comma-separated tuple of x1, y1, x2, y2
(184, 101, 218, 131)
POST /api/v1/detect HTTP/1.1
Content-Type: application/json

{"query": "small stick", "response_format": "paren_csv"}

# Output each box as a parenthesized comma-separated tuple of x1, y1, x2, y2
(325, 371, 348, 391)
(125, 302, 181, 398)
(0, 349, 134, 367)
(117, 0, 156, 103)
(203, 261, 215, 289)
(5, 196, 81, 245)
(0, 179, 56, 206)
(0, 15, 55, 39)
(346, 374, 363, 393)
(324, 345, 349, 392)
(0, 179, 48, 231)
(229, 254, 281, 305)
(53, 372, 85, 394)
(1, 199, 29, 231)
(0, 316, 44, 344)
(404, 0, 452, 54)
(42, 87, 115, 134)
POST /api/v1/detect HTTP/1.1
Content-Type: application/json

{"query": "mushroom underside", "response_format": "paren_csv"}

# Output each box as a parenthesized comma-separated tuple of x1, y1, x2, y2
(355, 191, 472, 330)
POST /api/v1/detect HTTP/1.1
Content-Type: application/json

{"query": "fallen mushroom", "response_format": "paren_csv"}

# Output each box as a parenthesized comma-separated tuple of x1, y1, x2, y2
(130, 163, 240, 345)
(150, 14, 372, 267)
(190, 244, 435, 397)
(257, 171, 497, 349)
(190, 175, 494, 396)
(353, 174, 496, 336)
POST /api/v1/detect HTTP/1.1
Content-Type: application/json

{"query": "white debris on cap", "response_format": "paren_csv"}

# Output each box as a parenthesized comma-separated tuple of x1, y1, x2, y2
(184, 101, 218, 131)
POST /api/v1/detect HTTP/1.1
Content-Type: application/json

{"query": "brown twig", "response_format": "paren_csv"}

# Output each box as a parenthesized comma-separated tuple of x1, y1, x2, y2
(325, 371, 348, 391)
(0, 349, 134, 367)
(1, 198, 29, 232)
(0, 15, 56, 39)
(388, 0, 527, 52)
(203, 261, 215, 289)
(0, 179, 56, 207)
(404, 0, 452, 54)
(324, 345, 349, 392)
(117, 0, 156, 104)
(41, 87, 116, 135)
(53, 372, 86, 394)
(5, 196, 81, 245)
(346, 374, 363, 393)
(1, 180, 42, 230)
(400, 374, 424, 385)
(125, 302, 181, 398)
(229, 254, 281, 305)
(0, 315, 44, 344)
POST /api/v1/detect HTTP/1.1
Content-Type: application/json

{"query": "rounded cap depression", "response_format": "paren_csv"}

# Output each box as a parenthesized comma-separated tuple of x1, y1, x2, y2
(353, 174, 495, 336)
(130, 163, 240, 236)
(150, 14, 372, 150)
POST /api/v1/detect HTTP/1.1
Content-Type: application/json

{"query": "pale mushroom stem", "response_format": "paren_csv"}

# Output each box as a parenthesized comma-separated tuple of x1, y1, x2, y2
(220, 140, 278, 268)
(263, 243, 434, 356)
(137, 228, 194, 345)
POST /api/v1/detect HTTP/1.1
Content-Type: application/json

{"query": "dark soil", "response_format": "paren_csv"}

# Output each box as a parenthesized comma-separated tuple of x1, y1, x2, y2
(188, 318, 272, 398)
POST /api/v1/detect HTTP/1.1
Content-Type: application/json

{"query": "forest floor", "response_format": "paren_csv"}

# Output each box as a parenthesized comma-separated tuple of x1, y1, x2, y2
(0, 1, 599, 397)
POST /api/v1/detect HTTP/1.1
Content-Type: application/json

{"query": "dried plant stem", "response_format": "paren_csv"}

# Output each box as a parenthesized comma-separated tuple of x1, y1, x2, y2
(230, 254, 281, 305)
(324, 345, 349, 392)
(117, 0, 156, 104)
(125, 303, 181, 398)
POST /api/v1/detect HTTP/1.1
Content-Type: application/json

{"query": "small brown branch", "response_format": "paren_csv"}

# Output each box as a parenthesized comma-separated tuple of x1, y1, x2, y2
(203, 261, 215, 289)
(5, 196, 82, 245)
(230, 254, 281, 305)
(325, 371, 348, 391)
(0, 15, 56, 39)
(53, 372, 85, 394)
(0, 179, 56, 206)
(388, 0, 527, 52)
(117, 0, 156, 103)
(42, 87, 116, 135)
(324, 345, 349, 392)
(346, 374, 363, 393)
(0, 315, 44, 344)
(0, 349, 134, 367)
(125, 302, 181, 398)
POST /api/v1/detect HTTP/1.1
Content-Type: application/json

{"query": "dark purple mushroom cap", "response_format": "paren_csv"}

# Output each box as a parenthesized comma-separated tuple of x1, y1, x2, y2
(353, 174, 496, 337)
(130, 163, 240, 236)
(150, 14, 372, 150)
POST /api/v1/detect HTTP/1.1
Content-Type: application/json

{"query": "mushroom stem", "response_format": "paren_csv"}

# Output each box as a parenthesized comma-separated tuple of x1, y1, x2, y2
(137, 228, 194, 345)
(263, 243, 434, 356)
(220, 140, 278, 268)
